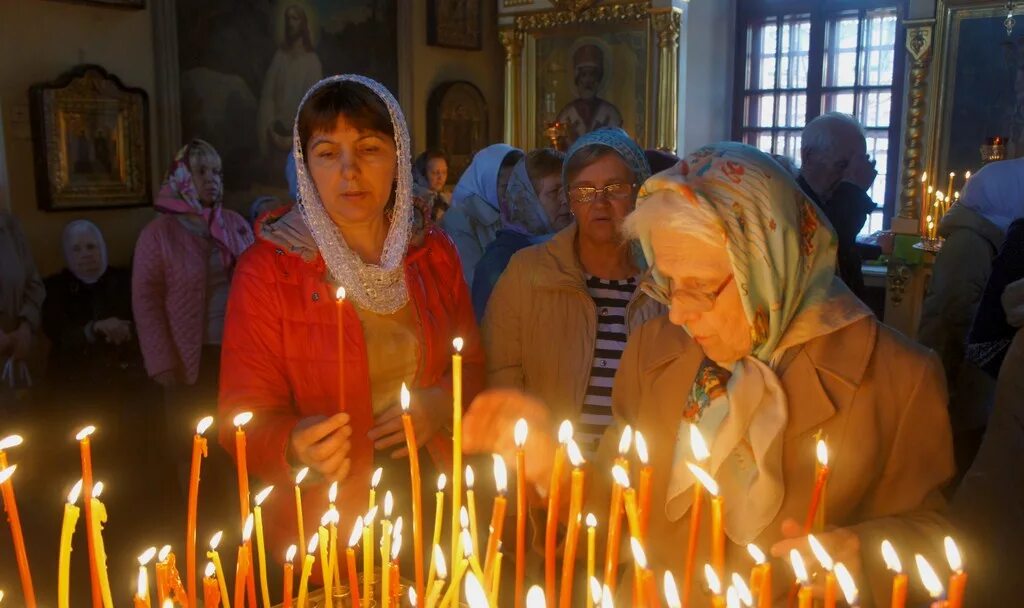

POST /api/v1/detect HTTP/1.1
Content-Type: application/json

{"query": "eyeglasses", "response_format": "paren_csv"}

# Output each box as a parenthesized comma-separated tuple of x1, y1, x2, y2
(641, 274, 734, 311)
(567, 182, 637, 205)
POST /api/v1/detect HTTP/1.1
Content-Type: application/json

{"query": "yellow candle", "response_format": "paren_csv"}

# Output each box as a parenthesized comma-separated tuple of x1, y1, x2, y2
(253, 486, 274, 608)
(451, 338, 464, 564)
(203, 562, 221, 608)
(630, 539, 650, 606)
(427, 475, 447, 592)
(559, 441, 585, 608)
(58, 480, 83, 608)
(489, 551, 504, 606)
(603, 426, 632, 595)
(136, 547, 157, 607)
(318, 514, 334, 608)
(89, 482, 114, 608)
(400, 384, 426, 603)
(426, 547, 447, 608)
(687, 463, 724, 582)
(465, 465, 480, 557)
(294, 467, 308, 557)
(483, 455, 508, 582)
(232, 412, 254, 525)
(790, 550, 813, 608)
(381, 492, 394, 608)
(206, 532, 231, 608)
(545, 421, 572, 607)
(370, 466, 383, 512)
(439, 558, 469, 608)
(297, 535, 319, 608)
(363, 506, 378, 608)
(747, 544, 770, 608)
(585, 514, 597, 608)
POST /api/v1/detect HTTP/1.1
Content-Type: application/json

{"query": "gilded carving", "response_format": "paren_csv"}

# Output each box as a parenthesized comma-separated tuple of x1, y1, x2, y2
(514, 1, 651, 31)
(898, 22, 934, 222)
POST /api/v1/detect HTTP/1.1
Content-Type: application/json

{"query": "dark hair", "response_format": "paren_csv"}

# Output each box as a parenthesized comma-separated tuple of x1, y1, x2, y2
(564, 145, 632, 185)
(525, 149, 564, 184)
(422, 148, 448, 164)
(297, 81, 394, 155)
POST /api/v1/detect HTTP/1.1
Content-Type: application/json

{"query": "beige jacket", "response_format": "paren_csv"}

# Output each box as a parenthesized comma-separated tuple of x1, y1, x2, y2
(592, 315, 954, 607)
(482, 224, 665, 428)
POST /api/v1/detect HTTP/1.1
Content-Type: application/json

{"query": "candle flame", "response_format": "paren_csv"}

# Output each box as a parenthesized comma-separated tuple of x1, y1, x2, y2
(286, 544, 297, 562)
(307, 533, 319, 554)
(321, 510, 333, 527)
(689, 424, 710, 461)
(75, 425, 96, 441)
(460, 506, 470, 529)
(461, 529, 474, 558)
(68, 479, 84, 504)
(391, 533, 402, 560)
(384, 491, 394, 517)
(928, 185, 934, 194)
(493, 454, 508, 493)
(726, 586, 740, 608)
(663, 571, 682, 608)
(685, 462, 719, 496)
(790, 549, 809, 584)
(233, 411, 253, 427)
(400, 383, 411, 411)
(526, 585, 546, 608)
(834, 562, 858, 605)
(881, 539, 902, 573)
(611, 464, 630, 489)
(453, 337, 464, 353)
(196, 416, 214, 436)
(336, 286, 346, 301)
(0, 435, 23, 450)
(966, 170, 972, 181)
(139, 546, 157, 566)
(921, 172, 928, 183)
(634, 431, 649, 464)
(590, 577, 603, 606)
(618, 425, 633, 455)
(807, 535, 834, 571)
(158, 545, 172, 562)
(558, 420, 573, 444)
(347, 516, 364, 547)
(243, 513, 255, 541)
(93, 481, 104, 497)
(204, 562, 216, 578)
(944, 536, 963, 572)
(731, 573, 753, 606)
(602, 584, 614, 608)
(567, 440, 585, 467)
(328, 481, 338, 503)
(949, 171, 955, 178)
(295, 467, 309, 485)
(163, 599, 173, 608)
(137, 565, 148, 597)
(394, 516, 404, 540)
(408, 586, 418, 607)
(816, 439, 828, 467)
(630, 537, 648, 569)
(955, 191, 961, 200)
(435, 473, 447, 491)
(209, 531, 223, 550)
(747, 543, 766, 565)
(365, 506, 378, 525)
(371, 467, 383, 488)
(586, 513, 597, 528)
(465, 571, 488, 608)
(255, 485, 274, 506)
(434, 544, 448, 579)
(704, 563, 722, 595)
(514, 418, 528, 447)
(465, 465, 475, 488)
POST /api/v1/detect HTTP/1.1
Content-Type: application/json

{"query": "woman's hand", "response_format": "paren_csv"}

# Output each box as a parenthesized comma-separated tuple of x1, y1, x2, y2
(10, 323, 32, 361)
(463, 388, 557, 490)
(94, 317, 132, 345)
(770, 518, 863, 599)
(290, 413, 353, 484)
(368, 386, 450, 459)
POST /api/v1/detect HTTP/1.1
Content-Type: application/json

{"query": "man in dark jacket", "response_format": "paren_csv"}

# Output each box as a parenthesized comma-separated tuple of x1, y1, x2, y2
(796, 112, 878, 299)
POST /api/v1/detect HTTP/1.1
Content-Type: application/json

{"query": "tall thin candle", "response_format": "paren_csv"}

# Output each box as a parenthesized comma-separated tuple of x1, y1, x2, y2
(560, 441, 585, 608)
(747, 544, 771, 608)
(283, 546, 296, 608)
(363, 506, 378, 608)
(585, 515, 597, 608)
(346, 519, 363, 608)
(370, 467, 383, 512)
(808, 535, 837, 608)
(294, 467, 309, 557)
(920, 172, 928, 236)
(881, 540, 907, 608)
(451, 338, 465, 567)
(944, 537, 967, 608)
(297, 535, 319, 608)
(835, 563, 859, 608)
(634, 431, 653, 539)
(76, 425, 101, 608)
(705, 564, 724, 608)
(207, 532, 231, 608)
(203, 562, 221, 608)
(484, 455, 508, 584)
(136, 547, 157, 608)
(427, 474, 447, 591)
(545, 421, 572, 607)
(254, 486, 274, 608)
(684, 424, 711, 608)
(790, 550, 812, 608)
(57, 480, 83, 608)
(154, 545, 172, 604)
(427, 546, 447, 608)
(234, 514, 254, 608)
(318, 512, 334, 608)
(381, 491, 394, 608)
(514, 419, 528, 608)
(687, 462, 724, 583)
(336, 287, 347, 408)
(186, 416, 213, 608)
(232, 412, 254, 525)
(630, 538, 651, 606)
(804, 439, 829, 533)
(602, 425, 632, 595)
(466, 465, 480, 555)
(400, 383, 426, 602)
(88, 481, 113, 608)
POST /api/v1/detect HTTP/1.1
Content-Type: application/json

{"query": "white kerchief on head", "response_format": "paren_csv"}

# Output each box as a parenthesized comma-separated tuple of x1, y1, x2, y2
(62, 219, 108, 285)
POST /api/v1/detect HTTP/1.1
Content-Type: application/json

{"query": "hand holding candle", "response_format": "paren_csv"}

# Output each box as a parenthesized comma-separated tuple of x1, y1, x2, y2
(58, 480, 83, 608)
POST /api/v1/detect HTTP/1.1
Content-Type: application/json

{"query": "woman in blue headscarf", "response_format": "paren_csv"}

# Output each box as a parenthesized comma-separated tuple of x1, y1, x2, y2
(480, 128, 665, 456)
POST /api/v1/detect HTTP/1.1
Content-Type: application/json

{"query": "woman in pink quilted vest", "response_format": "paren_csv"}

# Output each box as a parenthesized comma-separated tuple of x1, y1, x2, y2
(132, 139, 254, 495)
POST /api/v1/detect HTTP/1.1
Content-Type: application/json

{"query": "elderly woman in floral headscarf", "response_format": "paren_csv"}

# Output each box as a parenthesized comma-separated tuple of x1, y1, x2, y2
(465, 142, 954, 606)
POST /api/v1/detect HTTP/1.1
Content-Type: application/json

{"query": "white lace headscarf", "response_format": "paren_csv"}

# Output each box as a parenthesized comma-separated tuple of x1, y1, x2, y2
(292, 75, 413, 314)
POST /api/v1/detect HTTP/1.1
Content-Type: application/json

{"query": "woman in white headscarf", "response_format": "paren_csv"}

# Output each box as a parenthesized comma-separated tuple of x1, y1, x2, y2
(218, 75, 485, 557)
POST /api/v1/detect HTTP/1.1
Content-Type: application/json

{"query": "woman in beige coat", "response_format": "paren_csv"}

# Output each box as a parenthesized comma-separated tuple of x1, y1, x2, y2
(465, 143, 954, 606)
(482, 128, 664, 456)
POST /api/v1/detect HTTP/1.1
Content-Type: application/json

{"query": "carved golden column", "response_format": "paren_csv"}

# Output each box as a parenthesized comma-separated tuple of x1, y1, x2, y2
(652, 9, 681, 154)
(500, 27, 525, 147)
(896, 21, 934, 231)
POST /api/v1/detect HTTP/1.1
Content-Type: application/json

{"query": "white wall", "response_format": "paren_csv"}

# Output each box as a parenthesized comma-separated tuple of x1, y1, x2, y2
(680, 0, 737, 155)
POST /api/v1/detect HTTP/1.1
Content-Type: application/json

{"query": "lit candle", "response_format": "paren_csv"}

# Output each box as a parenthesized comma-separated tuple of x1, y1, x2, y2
(328, 487, 341, 599)
(319, 511, 335, 608)
(804, 438, 829, 533)
(203, 562, 221, 608)
(683, 424, 710, 607)
(154, 545, 171, 604)
(920, 172, 928, 236)
(835, 562, 859, 608)
(915, 554, 945, 608)
(232, 412, 254, 525)
(556, 440, 585, 608)
(234, 514, 254, 608)
(747, 544, 771, 608)
(336, 286, 347, 407)
(490, 548, 504, 605)
(587, 579, 602, 608)
(545, 421, 572, 606)
(426, 546, 447, 608)
(381, 491, 395, 608)
(283, 545, 296, 608)
(346, 518, 363, 608)
(881, 540, 907, 608)
(514, 418, 528, 608)
(390, 528, 403, 602)
(705, 564, 725, 608)
(612, 465, 641, 539)
(363, 506, 378, 608)
(186, 415, 213, 608)
(136, 547, 156, 607)
(946, 172, 955, 207)
(462, 528, 486, 588)
(808, 535, 837, 608)
(944, 536, 967, 608)
(726, 586, 741, 608)
(206, 532, 231, 608)
(585, 514, 597, 608)
(630, 538, 657, 607)
(663, 571, 681, 608)
(252, 486, 274, 608)
(687, 462, 724, 583)
(0, 434, 21, 472)
(451, 338, 465, 567)
(88, 481, 113, 608)
(427, 474, 447, 592)
(370, 466, 383, 512)
(297, 534, 319, 608)
(294, 467, 309, 557)
(399, 383, 426, 602)
(790, 550, 812, 608)
(731, 573, 753, 608)
(634, 431, 653, 539)
(603, 425, 632, 595)
(76, 425, 100, 608)
(526, 585, 546, 608)
(601, 584, 614, 608)
(484, 455, 508, 584)
(464, 571, 489, 608)
(466, 464, 480, 556)
(57, 479, 83, 608)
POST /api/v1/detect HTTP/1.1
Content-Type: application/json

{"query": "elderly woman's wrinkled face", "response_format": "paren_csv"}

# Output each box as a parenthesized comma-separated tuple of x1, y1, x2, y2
(569, 153, 636, 245)
(651, 227, 752, 366)
(425, 157, 447, 193)
(68, 230, 103, 279)
(190, 154, 223, 207)
(306, 114, 397, 227)
(536, 173, 570, 231)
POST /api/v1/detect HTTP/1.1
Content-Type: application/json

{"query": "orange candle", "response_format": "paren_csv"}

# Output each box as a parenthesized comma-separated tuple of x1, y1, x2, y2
(683, 424, 711, 607)
(187, 416, 213, 608)
(881, 540, 907, 608)
(0, 465, 34, 607)
(155, 545, 172, 604)
(283, 545, 296, 608)
(808, 535, 837, 608)
(76, 425, 101, 608)
(558, 442, 585, 608)
(747, 544, 771, 608)
(451, 338, 465, 567)
(513, 419, 528, 608)
(634, 431, 653, 539)
(630, 539, 651, 607)
(336, 287, 347, 407)
(790, 550, 812, 608)
(399, 384, 426, 602)
(915, 554, 945, 608)
(602, 425, 632, 594)
(687, 462, 724, 583)
(731, 572, 754, 608)
(804, 439, 829, 533)
(235, 514, 254, 608)
(203, 562, 221, 608)
(835, 562, 859, 608)
(484, 455, 508, 582)
(346, 519, 363, 608)
(944, 537, 967, 608)
(135, 547, 156, 608)
(232, 413, 253, 525)
(545, 420, 571, 606)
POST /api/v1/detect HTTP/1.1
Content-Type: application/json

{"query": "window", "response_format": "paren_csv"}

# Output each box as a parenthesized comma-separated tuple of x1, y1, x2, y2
(734, 1, 906, 235)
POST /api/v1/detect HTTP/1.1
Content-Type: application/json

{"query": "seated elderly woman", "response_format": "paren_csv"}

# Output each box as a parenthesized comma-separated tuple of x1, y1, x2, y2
(464, 142, 954, 605)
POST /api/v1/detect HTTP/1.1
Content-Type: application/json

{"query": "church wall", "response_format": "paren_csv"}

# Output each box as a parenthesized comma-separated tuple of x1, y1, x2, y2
(680, 0, 737, 155)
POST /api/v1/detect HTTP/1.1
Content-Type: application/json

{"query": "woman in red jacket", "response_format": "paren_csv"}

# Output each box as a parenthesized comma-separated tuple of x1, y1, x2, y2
(218, 75, 484, 558)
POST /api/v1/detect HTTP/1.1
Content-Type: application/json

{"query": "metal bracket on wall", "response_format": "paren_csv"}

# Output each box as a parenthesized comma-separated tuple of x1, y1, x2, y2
(886, 262, 912, 306)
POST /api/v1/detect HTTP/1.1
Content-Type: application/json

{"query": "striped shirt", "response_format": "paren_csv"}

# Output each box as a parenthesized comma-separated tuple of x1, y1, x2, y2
(576, 274, 638, 457)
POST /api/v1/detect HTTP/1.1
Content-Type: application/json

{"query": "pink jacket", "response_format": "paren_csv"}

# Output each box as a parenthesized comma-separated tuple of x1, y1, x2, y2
(132, 212, 253, 384)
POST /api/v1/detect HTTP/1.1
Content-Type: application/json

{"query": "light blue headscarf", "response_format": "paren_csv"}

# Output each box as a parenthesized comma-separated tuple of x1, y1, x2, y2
(450, 144, 519, 211)
(563, 127, 651, 187)
(960, 157, 1024, 233)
